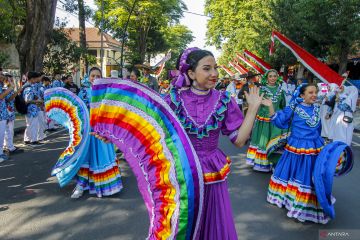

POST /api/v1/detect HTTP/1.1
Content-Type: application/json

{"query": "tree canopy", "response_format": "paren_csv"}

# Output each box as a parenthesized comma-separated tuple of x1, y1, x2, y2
(205, 0, 360, 74)
(93, 0, 193, 66)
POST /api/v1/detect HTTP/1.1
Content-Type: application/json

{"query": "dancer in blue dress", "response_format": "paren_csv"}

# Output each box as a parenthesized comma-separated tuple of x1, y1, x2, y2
(71, 67, 123, 198)
(264, 83, 330, 224)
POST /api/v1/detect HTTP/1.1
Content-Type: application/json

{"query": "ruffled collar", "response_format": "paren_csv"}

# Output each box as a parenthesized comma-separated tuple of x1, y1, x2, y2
(170, 87, 231, 139)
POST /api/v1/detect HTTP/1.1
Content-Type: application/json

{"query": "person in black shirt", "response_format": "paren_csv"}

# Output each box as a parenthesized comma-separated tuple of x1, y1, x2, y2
(237, 71, 261, 115)
(64, 75, 80, 95)
(215, 75, 231, 90)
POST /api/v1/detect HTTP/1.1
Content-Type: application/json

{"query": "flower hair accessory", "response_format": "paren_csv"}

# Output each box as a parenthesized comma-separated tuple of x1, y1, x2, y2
(289, 83, 307, 106)
(172, 47, 200, 88)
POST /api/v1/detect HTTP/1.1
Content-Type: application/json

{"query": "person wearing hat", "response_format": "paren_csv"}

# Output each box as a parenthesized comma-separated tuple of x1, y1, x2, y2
(226, 73, 244, 111)
(264, 83, 331, 223)
(246, 69, 286, 172)
(237, 71, 261, 114)
(23, 71, 44, 146)
(215, 75, 230, 90)
(136, 62, 159, 92)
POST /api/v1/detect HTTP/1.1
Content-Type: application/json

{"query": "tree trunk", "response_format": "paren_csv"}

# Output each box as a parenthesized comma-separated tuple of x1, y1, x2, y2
(78, 0, 88, 73)
(138, 27, 147, 63)
(16, 0, 57, 75)
(338, 44, 349, 75)
(138, 21, 151, 63)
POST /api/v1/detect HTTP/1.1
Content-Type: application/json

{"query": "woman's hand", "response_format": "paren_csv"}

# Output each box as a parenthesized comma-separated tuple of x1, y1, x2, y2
(90, 132, 111, 143)
(261, 98, 273, 107)
(244, 86, 264, 111)
(259, 97, 275, 116)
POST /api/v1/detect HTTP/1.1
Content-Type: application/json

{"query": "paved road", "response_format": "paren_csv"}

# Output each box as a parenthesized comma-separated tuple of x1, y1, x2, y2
(0, 129, 359, 240)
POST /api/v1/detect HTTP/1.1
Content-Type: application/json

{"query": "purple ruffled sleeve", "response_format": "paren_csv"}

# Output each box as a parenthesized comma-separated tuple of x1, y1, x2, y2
(221, 97, 244, 143)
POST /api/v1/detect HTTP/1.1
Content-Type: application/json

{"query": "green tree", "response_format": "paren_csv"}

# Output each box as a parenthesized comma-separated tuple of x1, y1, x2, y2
(271, 0, 360, 74)
(0, 0, 26, 44)
(43, 26, 83, 75)
(93, 0, 187, 64)
(62, 0, 94, 72)
(205, 0, 277, 68)
(205, 0, 360, 75)
(163, 24, 193, 68)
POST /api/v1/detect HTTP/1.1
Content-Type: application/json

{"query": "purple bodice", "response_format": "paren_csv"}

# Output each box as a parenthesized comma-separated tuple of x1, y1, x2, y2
(166, 87, 244, 184)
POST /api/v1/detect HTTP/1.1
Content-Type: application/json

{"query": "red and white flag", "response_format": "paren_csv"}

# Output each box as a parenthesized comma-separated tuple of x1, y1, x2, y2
(229, 61, 247, 74)
(244, 49, 272, 71)
(236, 53, 265, 74)
(270, 30, 344, 86)
(233, 60, 250, 73)
(154, 50, 172, 77)
(220, 65, 235, 76)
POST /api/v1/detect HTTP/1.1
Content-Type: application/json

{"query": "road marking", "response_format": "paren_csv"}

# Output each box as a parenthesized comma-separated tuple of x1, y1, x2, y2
(45, 128, 67, 138)
(0, 177, 15, 182)
(0, 164, 15, 168)
(351, 140, 360, 147)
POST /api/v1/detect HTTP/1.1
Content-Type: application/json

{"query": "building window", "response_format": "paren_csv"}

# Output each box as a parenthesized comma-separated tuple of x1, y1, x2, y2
(88, 50, 97, 57)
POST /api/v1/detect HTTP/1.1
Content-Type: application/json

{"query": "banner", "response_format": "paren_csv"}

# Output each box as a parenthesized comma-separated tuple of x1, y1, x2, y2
(270, 30, 344, 86)
(220, 65, 235, 76)
(229, 61, 247, 74)
(244, 50, 272, 71)
(236, 53, 265, 74)
(233, 60, 250, 73)
(154, 50, 172, 68)
(154, 50, 172, 77)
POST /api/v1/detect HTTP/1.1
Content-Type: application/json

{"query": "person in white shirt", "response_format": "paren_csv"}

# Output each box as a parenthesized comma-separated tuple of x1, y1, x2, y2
(328, 85, 358, 145)
(226, 73, 245, 111)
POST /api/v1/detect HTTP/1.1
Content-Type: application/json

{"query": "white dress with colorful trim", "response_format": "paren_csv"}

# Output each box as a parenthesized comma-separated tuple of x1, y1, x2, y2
(267, 103, 331, 224)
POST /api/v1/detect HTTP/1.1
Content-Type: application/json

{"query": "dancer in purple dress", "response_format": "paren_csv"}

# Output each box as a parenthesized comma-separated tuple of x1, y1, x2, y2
(165, 48, 267, 239)
(93, 47, 267, 238)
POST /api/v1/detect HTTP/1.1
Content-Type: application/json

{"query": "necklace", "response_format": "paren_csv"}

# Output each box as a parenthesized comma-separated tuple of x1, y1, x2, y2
(190, 86, 210, 95)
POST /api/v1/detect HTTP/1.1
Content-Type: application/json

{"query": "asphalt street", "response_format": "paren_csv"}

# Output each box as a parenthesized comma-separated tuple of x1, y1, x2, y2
(0, 129, 359, 240)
